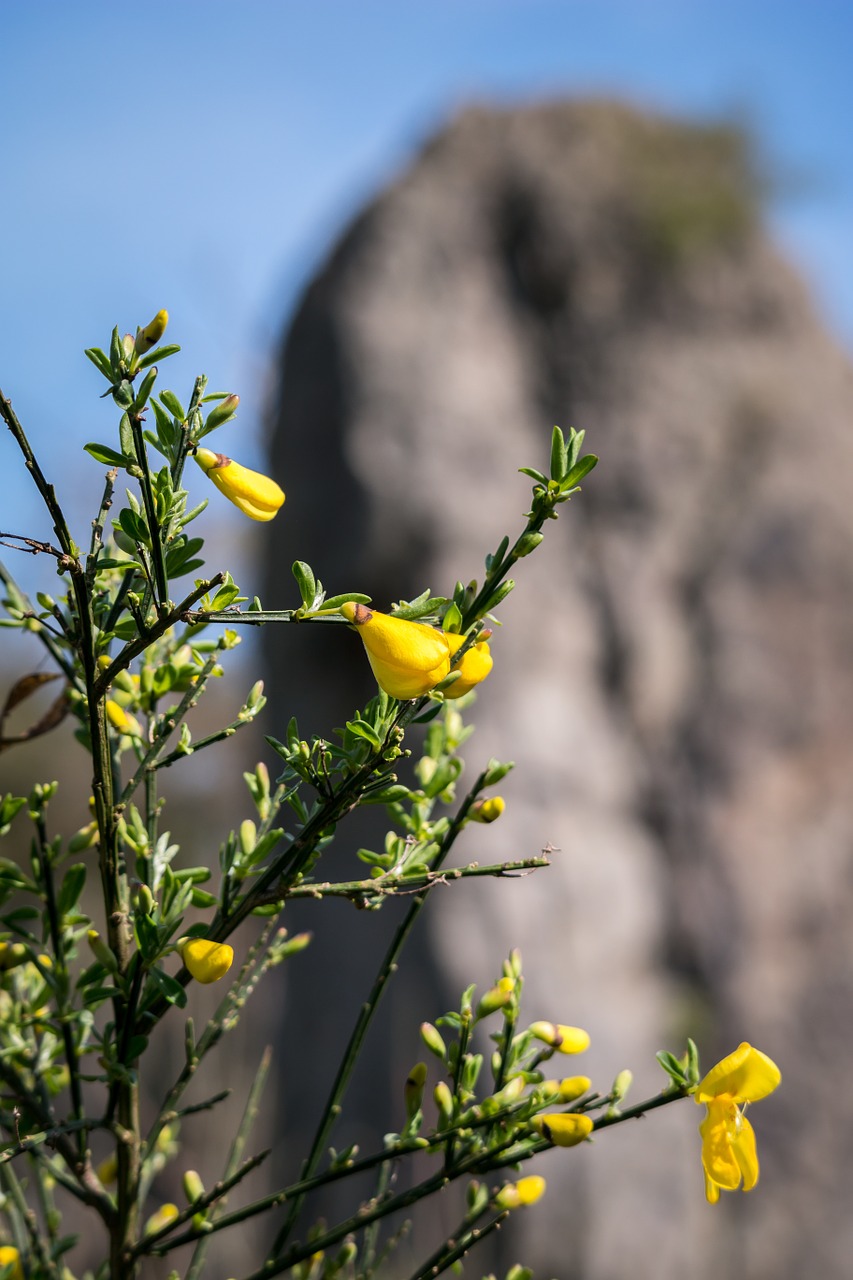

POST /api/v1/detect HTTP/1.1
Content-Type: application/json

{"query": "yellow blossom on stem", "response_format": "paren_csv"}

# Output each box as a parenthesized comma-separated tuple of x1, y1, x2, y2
(469, 796, 505, 823)
(444, 631, 493, 698)
(193, 447, 285, 522)
(135, 309, 169, 355)
(695, 1042, 781, 1204)
(529, 1021, 591, 1054)
(0, 1246, 23, 1280)
(178, 938, 234, 984)
(533, 1112, 594, 1147)
(495, 1174, 547, 1209)
(558, 1075, 592, 1102)
(143, 1203, 179, 1236)
(340, 603, 453, 699)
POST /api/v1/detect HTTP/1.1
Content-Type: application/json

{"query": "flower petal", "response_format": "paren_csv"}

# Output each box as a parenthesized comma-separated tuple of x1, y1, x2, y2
(699, 1101, 742, 1190)
(731, 1112, 760, 1191)
(341, 603, 451, 699)
(444, 633, 493, 698)
(696, 1042, 781, 1104)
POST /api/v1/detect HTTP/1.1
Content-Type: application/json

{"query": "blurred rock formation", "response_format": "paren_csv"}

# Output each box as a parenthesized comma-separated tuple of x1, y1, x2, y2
(263, 101, 853, 1278)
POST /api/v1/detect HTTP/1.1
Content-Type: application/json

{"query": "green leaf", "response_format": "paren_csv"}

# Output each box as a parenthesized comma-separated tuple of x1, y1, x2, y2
(345, 718, 383, 749)
(159, 390, 186, 420)
(148, 966, 188, 1008)
(119, 413, 136, 458)
(57, 863, 87, 917)
(190, 888, 217, 908)
(518, 466, 547, 483)
(133, 366, 158, 413)
(562, 454, 598, 489)
(84, 347, 113, 380)
(321, 592, 372, 610)
(84, 442, 131, 469)
(485, 536, 509, 573)
(109, 326, 124, 379)
(292, 561, 317, 607)
(136, 344, 181, 370)
(550, 425, 568, 480)
(118, 508, 149, 546)
(442, 602, 462, 633)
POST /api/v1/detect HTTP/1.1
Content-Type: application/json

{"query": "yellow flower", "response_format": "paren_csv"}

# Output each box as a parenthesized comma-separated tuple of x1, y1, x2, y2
(193, 447, 285, 522)
(558, 1075, 592, 1102)
(341, 603, 452, 699)
(532, 1112, 594, 1147)
(135, 309, 169, 355)
(105, 699, 140, 736)
(495, 1174, 546, 1209)
(340, 604, 493, 700)
(143, 1202, 180, 1236)
(444, 632, 493, 698)
(469, 796, 505, 823)
(529, 1021, 591, 1054)
(0, 1246, 23, 1280)
(695, 1042, 781, 1204)
(178, 938, 234, 984)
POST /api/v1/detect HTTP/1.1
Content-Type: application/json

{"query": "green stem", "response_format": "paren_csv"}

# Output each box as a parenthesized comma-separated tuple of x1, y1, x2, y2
(184, 1047, 271, 1280)
(93, 574, 225, 697)
(119, 653, 219, 807)
(129, 413, 169, 613)
(269, 768, 488, 1255)
(86, 468, 119, 585)
(31, 809, 86, 1157)
(0, 1160, 59, 1278)
(274, 856, 550, 905)
(407, 1207, 504, 1280)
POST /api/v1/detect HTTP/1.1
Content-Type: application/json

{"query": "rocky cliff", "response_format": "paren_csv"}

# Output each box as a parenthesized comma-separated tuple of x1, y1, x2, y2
(263, 101, 853, 1279)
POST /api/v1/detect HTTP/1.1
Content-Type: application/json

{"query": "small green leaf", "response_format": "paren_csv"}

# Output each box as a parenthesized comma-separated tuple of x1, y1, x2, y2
(84, 347, 113, 379)
(550, 425, 568, 480)
(148, 967, 188, 1007)
(137, 344, 180, 370)
(322, 592, 372, 610)
(57, 864, 87, 917)
(159, 390, 186, 420)
(292, 561, 317, 608)
(562, 454, 598, 489)
(84, 442, 131, 468)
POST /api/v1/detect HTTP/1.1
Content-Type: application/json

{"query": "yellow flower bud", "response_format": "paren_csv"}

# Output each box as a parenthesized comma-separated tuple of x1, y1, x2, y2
(404, 1062, 428, 1118)
(105, 700, 141, 737)
(178, 938, 234, 984)
(143, 1202, 179, 1236)
(341, 603, 452, 700)
(558, 1075, 592, 1102)
(135, 309, 169, 355)
(496, 1174, 546, 1209)
(469, 796, 505, 823)
(96, 1152, 118, 1186)
(193, 447, 284, 522)
(0, 942, 29, 972)
(182, 1169, 205, 1203)
(434, 1081, 454, 1123)
(0, 1246, 23, 1280)
(529, 1022, 590, 1054)
(420, 1022, 447, 1061)
(444, 632, 493, 698)
(87, 929, 118, 973)
(532, 1112, 594, 1147)
(476, 982, 513, 1019)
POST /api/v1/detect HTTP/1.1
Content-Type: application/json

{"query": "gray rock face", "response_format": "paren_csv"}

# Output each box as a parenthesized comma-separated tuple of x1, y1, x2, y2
(264, 101, 853, 1278)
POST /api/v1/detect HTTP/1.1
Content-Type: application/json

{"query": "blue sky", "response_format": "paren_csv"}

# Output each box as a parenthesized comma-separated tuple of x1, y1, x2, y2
(2, 1, 852, 547)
